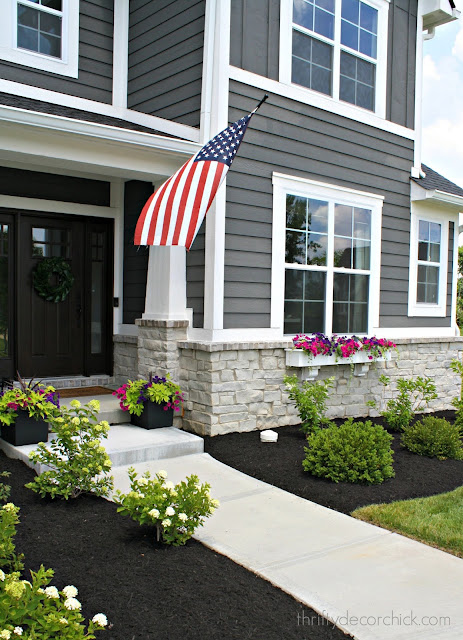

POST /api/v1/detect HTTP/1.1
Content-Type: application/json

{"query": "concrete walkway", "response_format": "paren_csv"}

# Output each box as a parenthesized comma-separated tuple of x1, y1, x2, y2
(111, 453, 463, 640)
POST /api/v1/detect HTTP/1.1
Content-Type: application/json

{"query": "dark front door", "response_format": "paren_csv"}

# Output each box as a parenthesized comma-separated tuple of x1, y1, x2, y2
(0, 210, 113, 380)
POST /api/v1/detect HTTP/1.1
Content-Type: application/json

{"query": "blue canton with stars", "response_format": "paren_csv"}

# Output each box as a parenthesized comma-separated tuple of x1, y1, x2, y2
(194, 114, 252, 167)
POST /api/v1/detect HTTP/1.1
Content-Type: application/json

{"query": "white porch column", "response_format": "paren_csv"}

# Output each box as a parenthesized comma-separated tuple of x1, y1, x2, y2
(142, 245, 189, 321)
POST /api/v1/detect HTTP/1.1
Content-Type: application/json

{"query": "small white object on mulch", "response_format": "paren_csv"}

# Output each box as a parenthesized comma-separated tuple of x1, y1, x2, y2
(260, 430, 278, 443)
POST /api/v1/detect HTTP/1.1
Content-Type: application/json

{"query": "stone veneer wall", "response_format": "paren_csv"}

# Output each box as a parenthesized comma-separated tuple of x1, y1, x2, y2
(113, 334, 138, 386)
(177, 337, 463, 436)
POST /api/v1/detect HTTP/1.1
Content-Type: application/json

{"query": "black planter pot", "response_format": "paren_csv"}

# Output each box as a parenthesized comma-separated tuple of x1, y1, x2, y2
(130, 402, 174, 430)
(1, 411, 49, 446)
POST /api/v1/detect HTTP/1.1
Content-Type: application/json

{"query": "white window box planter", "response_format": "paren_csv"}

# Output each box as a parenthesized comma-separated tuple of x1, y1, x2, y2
(285, 349, 391, 379)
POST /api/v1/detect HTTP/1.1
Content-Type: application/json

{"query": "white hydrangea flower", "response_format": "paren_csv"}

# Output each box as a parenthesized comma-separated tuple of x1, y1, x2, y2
(161, 518, 171, 527)
(178, 513, 188, 522)
(70, 400, 81, 408)
(92, 614, 108, 627)
(0, 629, 11, 639)
(13, 628, 23, 637)
(44, 586, 59, 599)
(138, 477, 148, 486)
(165, 481, 175, 491)
(2, 503, 15, 512)
(64, 597, 81, 611)
(62, 585, 78, 598)
(0, 570, 5, 581)
(157, 470, 168, 479)
(170, 490, 178, 497)
(88, 399, 100, 410)
(59, 618, 68, 625)
(148, 509, 160, 519)
(165, 506, 175, 516)
(211, 499, 220, 508)
(71, 417, 80, 425)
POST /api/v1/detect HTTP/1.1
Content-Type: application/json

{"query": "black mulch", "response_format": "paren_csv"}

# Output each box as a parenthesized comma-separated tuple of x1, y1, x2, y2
(204, 412, 463, 515)
(1, 451, 351, 640)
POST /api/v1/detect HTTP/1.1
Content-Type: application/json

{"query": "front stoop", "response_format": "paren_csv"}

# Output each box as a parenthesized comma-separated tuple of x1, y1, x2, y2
(0, 425, 204, 474)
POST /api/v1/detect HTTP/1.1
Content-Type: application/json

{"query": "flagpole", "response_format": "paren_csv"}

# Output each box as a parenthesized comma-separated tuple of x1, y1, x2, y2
(251, 94, 269, 114)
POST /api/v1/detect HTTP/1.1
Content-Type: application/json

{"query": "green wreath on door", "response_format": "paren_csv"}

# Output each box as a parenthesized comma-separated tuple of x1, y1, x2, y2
(32, 257, 75, 303)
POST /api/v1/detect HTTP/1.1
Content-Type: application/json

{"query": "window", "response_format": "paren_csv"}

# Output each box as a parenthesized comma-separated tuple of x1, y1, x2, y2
(280, 0, 388, 115)
(408, 211, 449, 317)
(272, 173, 383, 336)
(0, 0, 79, 77)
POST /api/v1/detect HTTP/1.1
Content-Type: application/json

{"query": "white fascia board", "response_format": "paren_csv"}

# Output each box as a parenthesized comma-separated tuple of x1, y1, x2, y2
(0, 105, 200, 156)
(411, 182, 463, 210)
(229, 66, 416, 141)
(0, 79, 200, 143)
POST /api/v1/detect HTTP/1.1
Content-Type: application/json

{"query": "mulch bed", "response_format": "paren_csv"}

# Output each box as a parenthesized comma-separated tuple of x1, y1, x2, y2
(204, 412, 463, 515)
(1, 451, 351, 640)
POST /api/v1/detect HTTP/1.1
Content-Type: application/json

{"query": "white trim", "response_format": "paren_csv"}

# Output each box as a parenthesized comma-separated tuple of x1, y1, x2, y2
(202, 0, 231, 331)
(0, 194, 115, 218)
(228, 66, 415, 141)
(112, 0, 129, 109)
(374, 326, 458, 338)
(272, 172, 383, 335)
(0, 79, 201, 143)
(451, 216, 459, 334)
(199, 0, 216, 144)
(0, 104, 200, 155)
(408, 206, 452, 317)
(0, 0, 79, 77)
(413, 4, 424, 174)
(278, 0, 389, 120)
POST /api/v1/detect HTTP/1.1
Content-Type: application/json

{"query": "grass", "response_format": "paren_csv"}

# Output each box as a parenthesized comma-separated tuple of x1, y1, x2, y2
(351, 485, 463, 558)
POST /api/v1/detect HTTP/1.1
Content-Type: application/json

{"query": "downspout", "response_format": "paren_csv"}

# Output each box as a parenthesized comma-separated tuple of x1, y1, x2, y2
(412, 3, 425, 178)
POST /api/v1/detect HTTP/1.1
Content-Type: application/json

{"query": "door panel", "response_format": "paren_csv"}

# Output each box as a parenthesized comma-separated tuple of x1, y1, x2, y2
(0, 213, 14, 379)
(18, 215, 85, 377)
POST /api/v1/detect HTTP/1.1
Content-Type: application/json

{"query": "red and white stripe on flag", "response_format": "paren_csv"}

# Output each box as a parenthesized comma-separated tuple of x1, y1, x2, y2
(134, 156, 227, 251)
(134, 111, 254, 251)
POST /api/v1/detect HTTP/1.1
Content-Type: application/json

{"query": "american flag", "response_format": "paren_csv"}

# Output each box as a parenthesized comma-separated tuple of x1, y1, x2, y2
(134, 106, 261, 251)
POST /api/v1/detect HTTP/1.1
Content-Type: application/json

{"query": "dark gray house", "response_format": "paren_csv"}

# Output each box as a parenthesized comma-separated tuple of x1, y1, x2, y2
(0, 0, 462, 435)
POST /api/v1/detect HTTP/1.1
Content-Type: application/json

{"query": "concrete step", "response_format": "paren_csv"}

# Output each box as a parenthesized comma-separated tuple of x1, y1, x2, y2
(60, 394, 127, 425)
(0, 425, 204, 473)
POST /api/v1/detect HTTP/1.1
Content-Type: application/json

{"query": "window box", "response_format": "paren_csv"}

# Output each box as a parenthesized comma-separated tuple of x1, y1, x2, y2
(285, 347, 391, 377)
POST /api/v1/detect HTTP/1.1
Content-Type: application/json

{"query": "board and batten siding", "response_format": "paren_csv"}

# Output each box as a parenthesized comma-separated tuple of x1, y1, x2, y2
(225, 82, 451, 331)
(128, 0, 205, 128)
(0, 0, 114, 104)
(230, 0, 417, 130)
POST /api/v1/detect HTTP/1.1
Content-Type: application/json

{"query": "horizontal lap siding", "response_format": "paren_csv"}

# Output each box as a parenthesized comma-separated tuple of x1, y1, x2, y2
(186, 225, 205, 328)
(128, 0, 205, 128)
(225, 82, 448, 331)
(0, 0, 113, 104)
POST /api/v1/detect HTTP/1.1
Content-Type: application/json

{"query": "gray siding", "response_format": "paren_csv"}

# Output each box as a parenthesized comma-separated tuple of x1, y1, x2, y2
(186, 224, 205, 328)
(225, 81, 451, 331)
(123, 181, 151, 325)
(230, 0, 417, 129)
(0, 1, 114, 104)
(0, 166, 110, 205)
(128, 0, 205, 128)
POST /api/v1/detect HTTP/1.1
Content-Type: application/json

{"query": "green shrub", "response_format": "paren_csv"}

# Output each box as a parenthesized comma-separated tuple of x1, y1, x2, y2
(284, 374, 334, 435)
(450, 358, 463, 432)
(368, 375, 437, 432)
(303, 419, 395, 484)
(0, 504, 108, 638)
(0, 472, 10, 503)
(26, 399, 113, 500)
(401, 417, 463, 460)
(114, 467, 219, 546)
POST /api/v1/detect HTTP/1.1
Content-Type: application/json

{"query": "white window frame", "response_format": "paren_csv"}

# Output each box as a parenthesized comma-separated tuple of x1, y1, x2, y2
(271, 172, 384, 336)
(0, 0, 79, 78)
(279, 0, 389, 119)
(408, 209, 449, 317)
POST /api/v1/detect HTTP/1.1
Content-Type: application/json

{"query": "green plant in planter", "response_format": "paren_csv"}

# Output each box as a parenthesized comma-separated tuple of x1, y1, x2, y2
(284, 374, 334, 435)
(401, 417, 463, 460)
(114, 467, 219, 546)
(303, 419, 395, 484)
(113, 375, 184, 416)
(367, 374, 437, 432)
(0, 504, 108, 638)
(0, 378, 60, 427)
(26, 400, 114, 500)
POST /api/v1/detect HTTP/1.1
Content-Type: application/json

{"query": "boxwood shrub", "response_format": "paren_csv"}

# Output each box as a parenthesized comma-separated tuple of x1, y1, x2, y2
(401, 416, 463, 460)
(303, 419, 395, 484)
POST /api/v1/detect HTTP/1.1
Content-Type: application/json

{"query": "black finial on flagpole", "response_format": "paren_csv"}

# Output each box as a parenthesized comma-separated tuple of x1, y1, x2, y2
(252, 94, 269, 113)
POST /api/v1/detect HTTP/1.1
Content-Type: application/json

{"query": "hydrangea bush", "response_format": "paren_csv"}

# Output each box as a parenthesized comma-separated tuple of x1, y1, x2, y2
(284, 374, 334, 435)
(113, 375, 183, 417)
(0, 504, 108, 639)
(114, 467, 219, 546)
(26, 400, 113, 500)
(293, 333, 396, 362)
